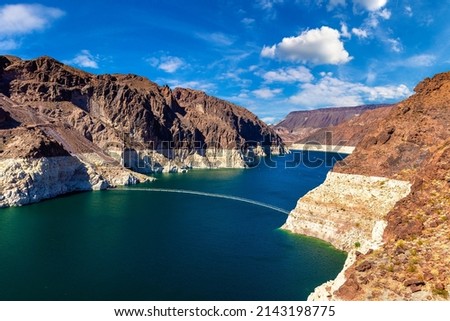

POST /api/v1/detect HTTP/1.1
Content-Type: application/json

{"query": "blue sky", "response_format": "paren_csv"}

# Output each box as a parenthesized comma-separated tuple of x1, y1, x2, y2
(1, 0, 449, 123)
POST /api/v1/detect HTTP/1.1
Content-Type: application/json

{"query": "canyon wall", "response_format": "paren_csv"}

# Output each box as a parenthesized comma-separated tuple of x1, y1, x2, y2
(0, 55, 284, 207)
(283, 71, 450, 300)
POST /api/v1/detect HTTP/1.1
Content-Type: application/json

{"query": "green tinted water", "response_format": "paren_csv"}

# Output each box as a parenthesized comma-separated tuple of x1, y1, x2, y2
(0, 152, 346, 300)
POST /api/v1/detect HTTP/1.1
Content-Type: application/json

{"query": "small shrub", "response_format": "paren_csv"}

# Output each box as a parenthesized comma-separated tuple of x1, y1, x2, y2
(396, 239, 406, 249)
(354, 241, 361, 248)
(433, 288, 449, 299)
(407, 264, 417, 273)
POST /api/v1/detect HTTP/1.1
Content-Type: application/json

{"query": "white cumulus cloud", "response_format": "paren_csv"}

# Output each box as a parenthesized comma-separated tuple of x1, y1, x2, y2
(0, 4, 64, 36)
(253, 87, 282, 99)
(289, 74, 411, 108)
(0, 3, 64, 51)
(158, 56, 185, 73)
(261, 66, 314, 83)
(404, 5, 413, 17)
(353, 0, 388, 12)
(164, 79, 216, 92)
(64, 50, 99, 69)
(261, 26, 352, 65)
(377, 8, 391, 19)
(261, 116, 276, 124)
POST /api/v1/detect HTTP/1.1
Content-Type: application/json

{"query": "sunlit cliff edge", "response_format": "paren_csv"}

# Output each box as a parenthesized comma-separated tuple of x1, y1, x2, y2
(283, 71, 450, 300)
(0, 55, 284, 207)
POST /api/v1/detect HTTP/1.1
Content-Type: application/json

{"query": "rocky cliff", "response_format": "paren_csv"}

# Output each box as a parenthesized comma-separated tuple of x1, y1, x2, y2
(274, 104, 391, 144)
(296, 106, 393, 147)
(0, 93, 149, 208)
(0, 55, 283, 207)
(0, 55, 283, 171)
(283, 71, 450, 300)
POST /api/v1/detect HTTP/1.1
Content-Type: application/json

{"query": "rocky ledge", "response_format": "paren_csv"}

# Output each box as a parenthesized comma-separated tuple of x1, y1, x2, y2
(0, 55, 283, 207)
(282, 172, 411, 253)
(283, 71, 450, 300)
(0, 156, 147, 208)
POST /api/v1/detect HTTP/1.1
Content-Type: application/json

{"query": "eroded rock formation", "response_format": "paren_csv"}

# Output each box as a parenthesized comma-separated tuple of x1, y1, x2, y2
(274, 104, 392, 144)
(283, 71, 450, 300)
(0, 55, 283, 207)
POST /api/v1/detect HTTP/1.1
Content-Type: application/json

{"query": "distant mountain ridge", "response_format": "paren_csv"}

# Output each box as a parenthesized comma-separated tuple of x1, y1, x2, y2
(283, 71, 450, 301)
(274, 104, 393, 144)
(296, 106, 393, 146)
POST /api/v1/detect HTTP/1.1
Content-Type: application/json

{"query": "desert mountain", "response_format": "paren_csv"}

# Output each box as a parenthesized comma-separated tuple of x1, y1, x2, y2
(0, 55, 283, 165)
(283, 71, 450, 300)
(0, 55, 283, 207)
(296, 106, 393, 146)
(274, 104, 392, 144)
(333, 71, 450, 300)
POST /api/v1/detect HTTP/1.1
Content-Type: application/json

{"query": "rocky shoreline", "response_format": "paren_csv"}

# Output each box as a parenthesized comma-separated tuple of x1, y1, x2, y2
(0, 155, 151, 208)
(282, 171, 411, 300)
(1, 55, 284, 208)
(289, 144, 355, 154)
(283, 71, 450, 300)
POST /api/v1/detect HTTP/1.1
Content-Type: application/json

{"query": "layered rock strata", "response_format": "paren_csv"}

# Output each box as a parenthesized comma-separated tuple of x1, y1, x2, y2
(1, 55, 283, 207)
(283, 71, 450, 300)
(283, 172, 411, 253)
(0, 55, 284, 173)
(274, 104, 392, 144)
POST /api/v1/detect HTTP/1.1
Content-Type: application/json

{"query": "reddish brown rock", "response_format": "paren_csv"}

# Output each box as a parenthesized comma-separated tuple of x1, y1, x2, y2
(0, 55, 283, 163)
(273, 104, 392, 144)
(296, 106, 393, 146)
(410, 285, 422, 293)
(355, 261, 373, 272)
(335, 273, 360, 300)
(435, 283, 446, 291)
(404, 279, 425, 287)
(329, 72, 450, 301)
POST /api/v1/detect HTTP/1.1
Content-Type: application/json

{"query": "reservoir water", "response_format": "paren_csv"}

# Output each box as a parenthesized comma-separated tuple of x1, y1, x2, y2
(0, 151, 347, 300)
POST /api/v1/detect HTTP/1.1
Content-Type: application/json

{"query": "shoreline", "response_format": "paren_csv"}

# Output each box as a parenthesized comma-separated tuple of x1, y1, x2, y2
(282, 171, 411, 300)
(289, 144, 355, 154)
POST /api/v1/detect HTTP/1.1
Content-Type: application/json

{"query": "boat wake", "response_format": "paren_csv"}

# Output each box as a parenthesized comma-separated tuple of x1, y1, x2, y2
(120, 187, 290, 215)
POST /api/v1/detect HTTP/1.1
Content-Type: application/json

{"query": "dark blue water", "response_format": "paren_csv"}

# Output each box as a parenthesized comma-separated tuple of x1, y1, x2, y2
(0, 151, 346, 300)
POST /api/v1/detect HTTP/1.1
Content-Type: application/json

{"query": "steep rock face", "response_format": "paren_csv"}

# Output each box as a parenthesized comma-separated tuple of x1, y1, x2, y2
(0, 106, 7, 124)
(0, 79, 148, 208)
(0, 55, 283, 172)
(0, 55, 283, 207)
(334, 72, 450, 180)
(284, 71, 450, 300)
(283, 172, 411, 252)
(0, 94, 149, 208)
(274, 105, 391, 144)
(173, 88, 282, 149)
(1, 157, 99, 207)
(297, 106, 393, 146)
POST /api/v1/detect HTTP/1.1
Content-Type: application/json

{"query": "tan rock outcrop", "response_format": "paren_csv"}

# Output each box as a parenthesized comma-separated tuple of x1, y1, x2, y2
(283, 172, 411, 253)
(284, 71, 450, 300)
(0, 55, 283, 207)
